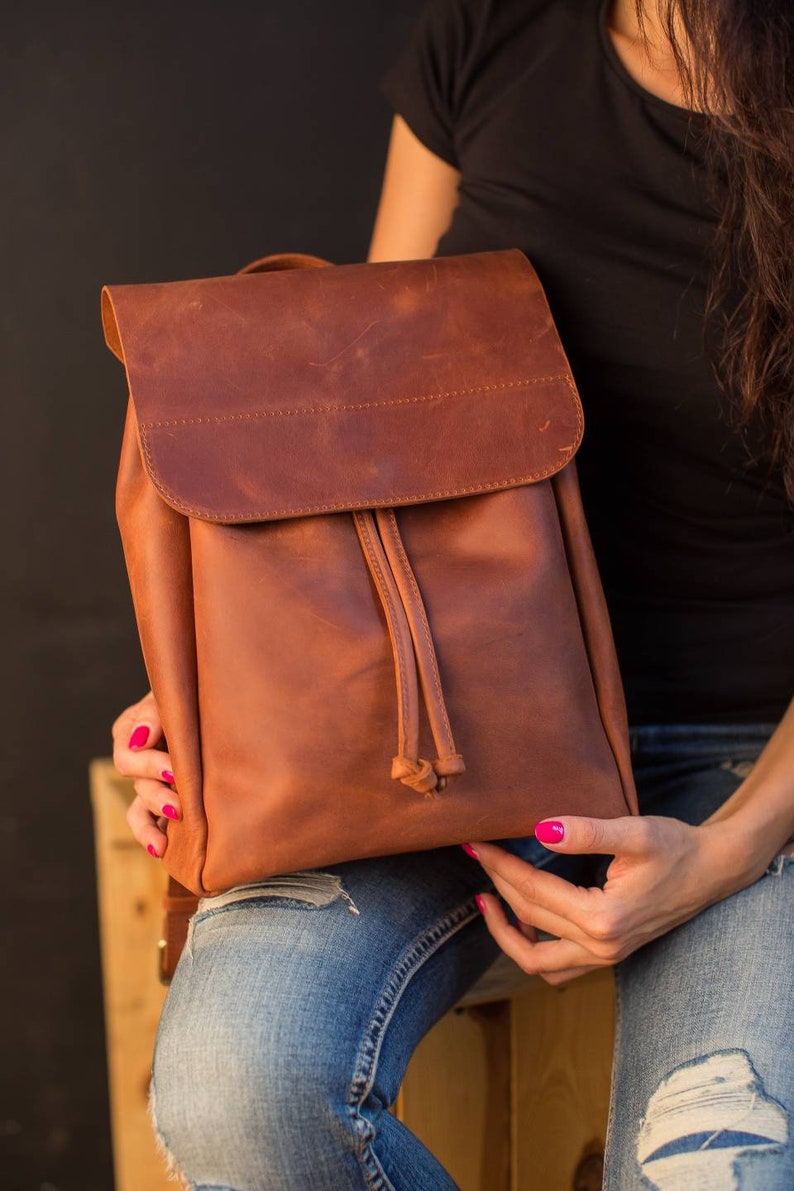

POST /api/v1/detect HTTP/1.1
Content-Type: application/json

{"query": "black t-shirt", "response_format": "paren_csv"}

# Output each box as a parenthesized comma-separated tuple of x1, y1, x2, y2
(379, 0, 794, 726)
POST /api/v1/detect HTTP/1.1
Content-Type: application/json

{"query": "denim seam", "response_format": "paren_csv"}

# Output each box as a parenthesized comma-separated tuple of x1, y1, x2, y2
(345, 898, 481, 1190)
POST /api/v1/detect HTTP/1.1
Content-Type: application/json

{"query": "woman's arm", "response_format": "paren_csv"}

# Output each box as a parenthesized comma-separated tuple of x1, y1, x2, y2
(702, 695, 794, 864)
(468, 696, 794, 985)
(367, 114, 461, 262)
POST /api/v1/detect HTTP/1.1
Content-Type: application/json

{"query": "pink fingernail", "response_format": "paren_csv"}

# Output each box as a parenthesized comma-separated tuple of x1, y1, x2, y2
(128, 725, 150, 750)
(535, 820, 565, 844)
(147, 843, 159, 858)
(461, 843, 480, 860)
(474, 893, 486, 916)
(161, 769, 175, 784)
(162, 804, 179, 820)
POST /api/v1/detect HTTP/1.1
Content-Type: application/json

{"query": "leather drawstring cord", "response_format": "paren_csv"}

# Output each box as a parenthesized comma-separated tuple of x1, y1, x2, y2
(374, 509, 465, 791)
(353, 509, 465, 796)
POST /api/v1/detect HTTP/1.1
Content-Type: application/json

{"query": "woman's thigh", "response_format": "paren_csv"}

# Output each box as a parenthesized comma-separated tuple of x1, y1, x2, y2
(149, 845, 502, 1190)
(605, 723, 794, 1190)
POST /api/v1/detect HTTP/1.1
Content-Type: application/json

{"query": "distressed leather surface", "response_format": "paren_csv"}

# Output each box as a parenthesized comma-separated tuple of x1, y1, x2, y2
(102, 249, 581, 521)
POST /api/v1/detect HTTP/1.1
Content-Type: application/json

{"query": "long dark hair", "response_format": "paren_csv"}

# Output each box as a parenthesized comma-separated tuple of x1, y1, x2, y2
(643, 0, 794, 501)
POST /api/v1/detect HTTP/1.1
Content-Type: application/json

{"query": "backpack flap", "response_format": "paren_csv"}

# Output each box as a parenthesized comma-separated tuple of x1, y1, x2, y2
(101, 249, 583, 522)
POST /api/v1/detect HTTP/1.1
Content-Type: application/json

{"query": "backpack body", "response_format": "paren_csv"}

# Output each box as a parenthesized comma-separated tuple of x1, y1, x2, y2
(103, 248, 637, 897)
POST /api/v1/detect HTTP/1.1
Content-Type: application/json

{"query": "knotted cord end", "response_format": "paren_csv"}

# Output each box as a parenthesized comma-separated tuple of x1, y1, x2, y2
(432, 752, 466, 792)
(391, 752, 466, 795)
(434, 753, 465, 778)
(391, 755, 439, 795)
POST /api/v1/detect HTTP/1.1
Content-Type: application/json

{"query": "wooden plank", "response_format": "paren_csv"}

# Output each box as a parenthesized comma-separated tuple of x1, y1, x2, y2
(90, 758, 172, 1191)
(510, 968, 615, 1191)
(399, 1001, 512, 1191)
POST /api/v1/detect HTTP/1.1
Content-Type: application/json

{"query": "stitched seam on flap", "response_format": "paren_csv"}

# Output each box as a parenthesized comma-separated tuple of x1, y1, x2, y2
(138, 377, 583, 519)
(138, 374, 572, 428)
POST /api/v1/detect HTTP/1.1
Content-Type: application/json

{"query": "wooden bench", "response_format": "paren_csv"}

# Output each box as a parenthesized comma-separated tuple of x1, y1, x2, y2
(91, 758, 614, 1190)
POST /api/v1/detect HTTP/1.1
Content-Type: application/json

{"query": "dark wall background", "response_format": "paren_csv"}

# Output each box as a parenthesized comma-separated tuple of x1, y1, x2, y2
(0, 3, 419, 1186)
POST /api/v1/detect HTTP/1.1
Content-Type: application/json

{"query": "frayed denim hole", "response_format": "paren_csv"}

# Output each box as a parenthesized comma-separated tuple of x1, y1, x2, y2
(193, 895, 350, 926)
(636, 1049, 788, 1190)
(192, 871, 360, 926)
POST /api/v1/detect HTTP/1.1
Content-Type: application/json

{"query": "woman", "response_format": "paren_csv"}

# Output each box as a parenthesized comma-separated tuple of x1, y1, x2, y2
(111, 0, 794, 1186)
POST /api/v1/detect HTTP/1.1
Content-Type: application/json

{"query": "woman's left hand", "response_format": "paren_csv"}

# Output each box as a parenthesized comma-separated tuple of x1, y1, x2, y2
(467, 813, 759, 986)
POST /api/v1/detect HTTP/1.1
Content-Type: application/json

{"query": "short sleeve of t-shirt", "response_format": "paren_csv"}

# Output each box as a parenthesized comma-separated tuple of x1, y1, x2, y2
(378, 0, 473, 168)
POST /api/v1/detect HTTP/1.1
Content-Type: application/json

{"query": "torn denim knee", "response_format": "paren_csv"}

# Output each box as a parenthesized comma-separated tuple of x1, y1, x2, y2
(195, 871, 360, 918)
(637, 1050, 789, 1189)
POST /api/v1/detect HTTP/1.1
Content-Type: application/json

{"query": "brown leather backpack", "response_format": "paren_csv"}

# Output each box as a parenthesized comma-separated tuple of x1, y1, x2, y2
(103, 248, 637, 927)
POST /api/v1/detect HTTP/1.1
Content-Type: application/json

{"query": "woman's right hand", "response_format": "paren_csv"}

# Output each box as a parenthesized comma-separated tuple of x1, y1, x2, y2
(111, 690, 180, 858)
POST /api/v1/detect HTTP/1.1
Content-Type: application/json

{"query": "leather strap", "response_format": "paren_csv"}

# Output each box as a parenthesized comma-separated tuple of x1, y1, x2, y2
(159, 876, 199, 984)
(237, 251, 333, 274)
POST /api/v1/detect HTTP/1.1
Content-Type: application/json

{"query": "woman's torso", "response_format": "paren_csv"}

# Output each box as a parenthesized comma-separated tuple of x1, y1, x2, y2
(380, 0, 794, 725)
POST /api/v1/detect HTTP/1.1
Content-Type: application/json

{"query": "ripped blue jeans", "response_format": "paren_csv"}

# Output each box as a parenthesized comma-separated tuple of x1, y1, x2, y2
(149, 723, 794, 1189)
